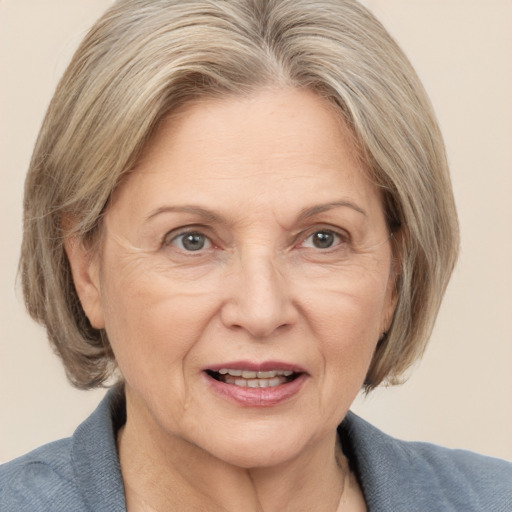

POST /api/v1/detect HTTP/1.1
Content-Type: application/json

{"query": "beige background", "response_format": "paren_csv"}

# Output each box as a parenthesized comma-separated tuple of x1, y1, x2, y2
(1, 1, 511, 463)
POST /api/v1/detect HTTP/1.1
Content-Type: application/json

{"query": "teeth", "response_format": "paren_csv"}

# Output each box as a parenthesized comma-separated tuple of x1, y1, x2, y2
(257, 371, 273, 378)
(225, 375, 289, 388)
(213, 368, 298, 388)
(217, 368, 295, 378)
(219, 368, 242, 376)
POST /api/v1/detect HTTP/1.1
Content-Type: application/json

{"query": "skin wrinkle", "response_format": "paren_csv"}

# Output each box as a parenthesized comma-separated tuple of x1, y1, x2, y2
(70, 88, 393, 511)
(144, 200, 368, 232)
(119, 206, 381, 259)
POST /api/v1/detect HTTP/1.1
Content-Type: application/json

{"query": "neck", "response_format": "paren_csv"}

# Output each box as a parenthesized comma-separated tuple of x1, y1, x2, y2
(117, 393, 349, 512)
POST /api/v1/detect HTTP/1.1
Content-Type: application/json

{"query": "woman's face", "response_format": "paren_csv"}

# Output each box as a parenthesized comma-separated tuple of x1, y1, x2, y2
(75, 88, 397, 468)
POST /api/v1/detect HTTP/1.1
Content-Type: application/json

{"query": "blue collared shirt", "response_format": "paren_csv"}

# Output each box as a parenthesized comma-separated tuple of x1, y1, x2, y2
(1, 386, 511, 511)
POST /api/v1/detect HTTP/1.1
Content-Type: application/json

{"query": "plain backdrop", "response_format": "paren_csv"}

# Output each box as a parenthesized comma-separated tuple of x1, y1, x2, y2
(1, 0, 511, 463)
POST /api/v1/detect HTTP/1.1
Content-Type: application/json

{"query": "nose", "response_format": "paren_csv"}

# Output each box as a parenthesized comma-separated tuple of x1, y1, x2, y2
(220, 249, 298, 339)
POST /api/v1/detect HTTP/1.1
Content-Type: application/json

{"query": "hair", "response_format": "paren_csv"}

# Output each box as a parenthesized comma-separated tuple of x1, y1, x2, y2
(20, 0, 459, 390)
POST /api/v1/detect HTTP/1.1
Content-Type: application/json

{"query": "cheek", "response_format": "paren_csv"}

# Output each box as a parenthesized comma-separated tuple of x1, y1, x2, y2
(297, 266, 391, 371)
(287, 279, 386, 428)
(98, 253, 221, 383)
(301, 265, 391, 333)
(316, 294, 381, 372)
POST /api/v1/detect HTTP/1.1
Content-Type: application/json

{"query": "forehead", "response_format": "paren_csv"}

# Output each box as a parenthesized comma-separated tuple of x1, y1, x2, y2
(110, 88, 384, 226)
(139, 88, 360, 174)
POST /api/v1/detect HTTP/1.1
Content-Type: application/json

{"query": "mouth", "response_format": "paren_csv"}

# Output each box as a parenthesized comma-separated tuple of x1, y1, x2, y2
(205, 368, 300, 388)
(203, 362, 308, 406)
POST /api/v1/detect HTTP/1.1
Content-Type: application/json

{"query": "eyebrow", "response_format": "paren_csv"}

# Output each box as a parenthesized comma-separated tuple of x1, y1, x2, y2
(145, 200, 367, 224)
(146, 205, 226, 224)
(296, 200, 367, 221)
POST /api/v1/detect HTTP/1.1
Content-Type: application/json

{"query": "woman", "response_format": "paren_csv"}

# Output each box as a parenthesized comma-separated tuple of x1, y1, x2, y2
(1, 0, 511, 510)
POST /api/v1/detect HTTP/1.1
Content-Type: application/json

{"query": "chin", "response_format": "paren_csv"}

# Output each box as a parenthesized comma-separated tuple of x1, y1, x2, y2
(217, 443, 300, 469)
(195, 421, 322, 470)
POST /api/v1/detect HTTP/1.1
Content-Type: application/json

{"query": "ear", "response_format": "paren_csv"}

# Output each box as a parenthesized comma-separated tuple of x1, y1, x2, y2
(64, 236, 105, 329)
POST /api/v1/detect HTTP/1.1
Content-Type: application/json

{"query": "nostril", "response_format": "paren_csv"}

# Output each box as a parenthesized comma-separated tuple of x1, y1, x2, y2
(219, 263, 298, 338)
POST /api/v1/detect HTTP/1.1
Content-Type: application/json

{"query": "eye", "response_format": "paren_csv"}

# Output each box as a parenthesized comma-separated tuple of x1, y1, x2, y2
(301, 230, 343, 249)
(167, 231, 212, 252)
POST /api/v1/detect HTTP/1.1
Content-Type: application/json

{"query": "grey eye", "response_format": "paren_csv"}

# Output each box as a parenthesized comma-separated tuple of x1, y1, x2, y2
(303, 230, 339, 249)
(172, 232, 211, 251)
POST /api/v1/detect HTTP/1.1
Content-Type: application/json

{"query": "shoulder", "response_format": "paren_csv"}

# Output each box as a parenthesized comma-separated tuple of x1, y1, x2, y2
(0, 438, 87, 511)
(402, 439, 512, 508)
(341, 412, 512, 511)
(0, 386, 126, 512)
(406, 437, 512, 484)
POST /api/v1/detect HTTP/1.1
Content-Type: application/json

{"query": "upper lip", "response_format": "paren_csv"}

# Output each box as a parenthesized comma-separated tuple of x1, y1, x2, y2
(205, 360, 307, 374)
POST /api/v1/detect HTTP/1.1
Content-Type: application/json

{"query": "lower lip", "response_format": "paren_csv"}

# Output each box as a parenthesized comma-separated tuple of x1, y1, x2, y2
(204, 372, 308, 407)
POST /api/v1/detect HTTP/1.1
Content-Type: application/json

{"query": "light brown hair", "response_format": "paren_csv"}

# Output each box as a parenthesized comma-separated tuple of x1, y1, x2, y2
(20, 0, 459, 389)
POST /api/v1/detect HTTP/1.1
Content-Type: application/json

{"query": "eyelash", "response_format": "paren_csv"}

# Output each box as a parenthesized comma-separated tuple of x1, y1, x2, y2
(164, 229, 213, 252)
(163, 226, 350, 254)
(298, 229, 348, 251)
